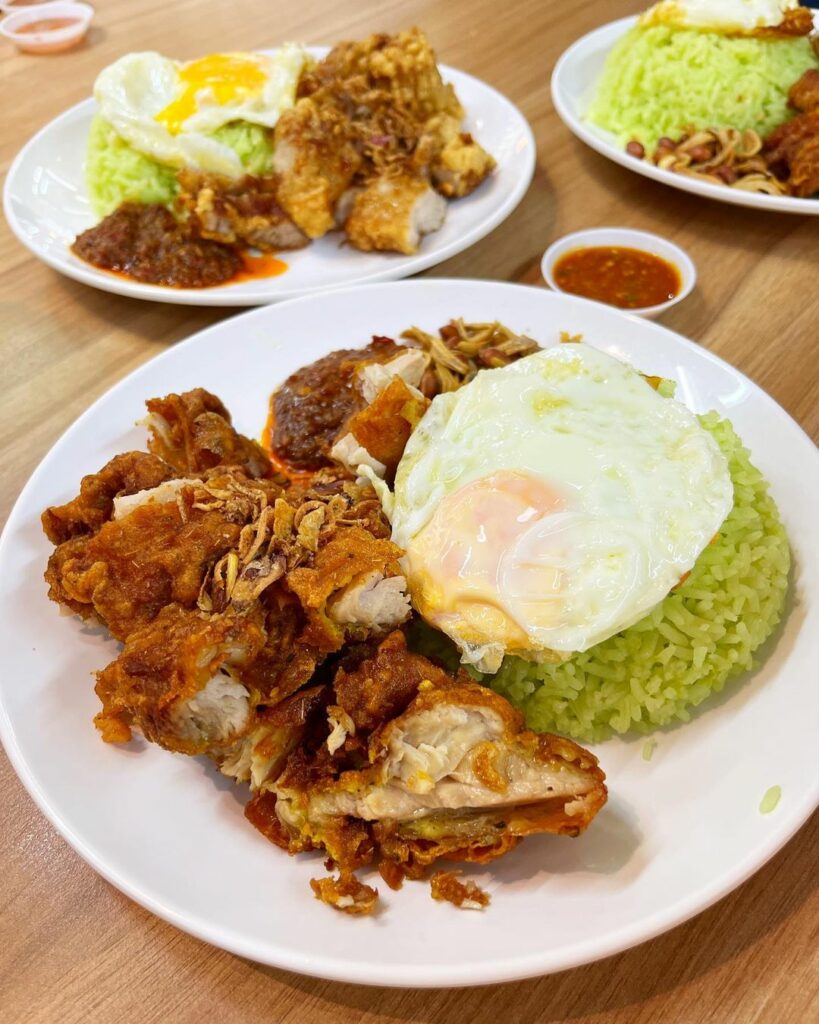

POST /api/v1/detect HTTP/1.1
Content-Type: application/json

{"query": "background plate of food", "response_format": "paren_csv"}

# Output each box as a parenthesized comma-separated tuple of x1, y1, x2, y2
(2, 31, 535, 306)
(0, 280, 817, 987)
(552, 2, 819, 213)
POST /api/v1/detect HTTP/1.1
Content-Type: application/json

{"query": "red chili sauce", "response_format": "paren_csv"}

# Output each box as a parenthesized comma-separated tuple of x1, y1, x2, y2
(18, 17, 79, 31)
(71, 204, 288, 288)
(270, 337, 402, 471)
(553, 246, 681, 310)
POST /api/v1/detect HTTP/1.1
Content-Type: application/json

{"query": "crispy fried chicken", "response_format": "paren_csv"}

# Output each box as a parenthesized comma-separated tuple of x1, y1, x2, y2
(272, 28, 494, 251)
(788, 68, 819, 113)
(94, 603, 267, 747)
(245, 632, 607, 913)
(763, 71, 819, 198)
(272, 98, 363, 239)
(41, 451, 173, 545)
(44, 375, 607, 913)
(333, 375, 429, 479)
(44, 481, 249, 639)
(343, 171, 447, 254)
(145, 388, 272, 478)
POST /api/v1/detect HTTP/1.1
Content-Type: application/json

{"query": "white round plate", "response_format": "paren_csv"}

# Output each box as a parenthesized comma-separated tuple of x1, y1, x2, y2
(2, 50, 535, 306)
(551, 13, 819, 215)
(0, 281, 817, 988)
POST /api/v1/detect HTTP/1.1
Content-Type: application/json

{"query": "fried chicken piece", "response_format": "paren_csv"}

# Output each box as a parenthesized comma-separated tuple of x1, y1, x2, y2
(343, 172, 447, 254)
(329, 347, 430, 477)
(751, 5, 815, 37)
(788, 68, 819, 113)
(272, 98, 362, 239)
(286, 527, 410, 652)
(271, 337, 403, 471)
(763, 108, 819, 196)
(145, 388, 271, 478)
(41, 451, 174, 544)
(764, 109, 819, 171)
(431, 129, 497, 198)
(789, 132, 819, 197)
(176, 170, 310, 252)
(213, 684, 328, 791)
(302, 27, 463, 129)
(45, 490, 245, 639)
(265, 632, 607, 912)
(193, 473, 407, 706)
(94, 604, 266, 749)
(295, 28, 493, 215)
(335, 376, 429, 478)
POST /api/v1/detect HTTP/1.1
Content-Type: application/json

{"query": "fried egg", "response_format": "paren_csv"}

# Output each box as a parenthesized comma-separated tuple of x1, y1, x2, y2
(640, 0, 798, 31)
(94, 47, 307, 178)
(390, 344, 733, 672)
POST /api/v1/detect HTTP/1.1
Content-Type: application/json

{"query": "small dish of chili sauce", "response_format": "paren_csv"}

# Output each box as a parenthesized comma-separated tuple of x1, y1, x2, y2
(541, 228, 696, 318)
(0, 1, 94, 53)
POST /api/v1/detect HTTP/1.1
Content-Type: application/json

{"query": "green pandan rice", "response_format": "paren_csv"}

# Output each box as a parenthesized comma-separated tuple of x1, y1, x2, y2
(587, 25, 817, 151)
(85, 114, 275, 217)
(487, 413, 790, 743)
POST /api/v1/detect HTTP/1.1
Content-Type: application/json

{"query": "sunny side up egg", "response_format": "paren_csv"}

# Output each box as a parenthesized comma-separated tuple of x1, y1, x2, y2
(640, 0, 799, 31)
(93, 46, 307, 178)
(390, 344, 734, 673)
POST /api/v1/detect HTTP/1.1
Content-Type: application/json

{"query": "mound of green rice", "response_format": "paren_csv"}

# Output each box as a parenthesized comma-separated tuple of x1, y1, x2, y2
(489, 413, 790, 743)
(86, 114, 276, 217)
(587, 25, 817, 150)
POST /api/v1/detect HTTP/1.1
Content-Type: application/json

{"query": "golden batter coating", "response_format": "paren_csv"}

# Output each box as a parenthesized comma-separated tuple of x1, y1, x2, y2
(260, 632, 607, 913)
(145, 388, 272, 479)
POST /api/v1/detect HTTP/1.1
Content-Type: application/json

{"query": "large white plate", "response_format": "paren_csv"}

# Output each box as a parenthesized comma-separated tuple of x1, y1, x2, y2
(551, 14, 819, 215)
(0, 280, 817, 988)
(2, 51, 534, 306)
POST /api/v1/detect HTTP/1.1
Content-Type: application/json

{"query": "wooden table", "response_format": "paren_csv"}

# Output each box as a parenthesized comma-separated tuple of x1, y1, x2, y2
(1, 1, 817, 1020)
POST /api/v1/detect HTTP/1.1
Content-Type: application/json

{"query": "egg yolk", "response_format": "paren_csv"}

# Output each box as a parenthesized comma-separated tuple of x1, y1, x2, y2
(156, 54, 267, 134)
(404, 470, 566, 653)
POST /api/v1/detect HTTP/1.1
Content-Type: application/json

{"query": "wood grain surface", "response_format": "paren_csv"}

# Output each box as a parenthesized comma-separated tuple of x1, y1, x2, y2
(1, 1, 817, 1021)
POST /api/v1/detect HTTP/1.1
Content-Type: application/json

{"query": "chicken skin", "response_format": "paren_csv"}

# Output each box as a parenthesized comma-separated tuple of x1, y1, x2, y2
(41, 451, 173, 545)
(763, 73, 819, 198)
(44, 486, 246, 640)
(145, 387, 272, 479)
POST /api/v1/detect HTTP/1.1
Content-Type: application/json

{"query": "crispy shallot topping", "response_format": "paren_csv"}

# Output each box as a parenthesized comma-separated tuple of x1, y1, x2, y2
(197, 475, 394, 614)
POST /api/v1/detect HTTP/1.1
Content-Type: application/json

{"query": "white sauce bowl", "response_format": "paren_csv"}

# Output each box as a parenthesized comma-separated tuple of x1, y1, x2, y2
(541, 227, 697, 319)
(0, 0, 93, 53)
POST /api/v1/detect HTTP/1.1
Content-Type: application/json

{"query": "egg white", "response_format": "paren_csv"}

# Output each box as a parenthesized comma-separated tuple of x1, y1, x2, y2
(93, 46, 307, 178)
(391, 344, 734, 672)
(640, 0, 799, 32)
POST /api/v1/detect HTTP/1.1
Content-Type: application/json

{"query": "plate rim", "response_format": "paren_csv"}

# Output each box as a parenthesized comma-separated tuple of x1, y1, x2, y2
(550, 13, 819, 216)
(1, 278, 817, 988)
(2, 55, 536, 307)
